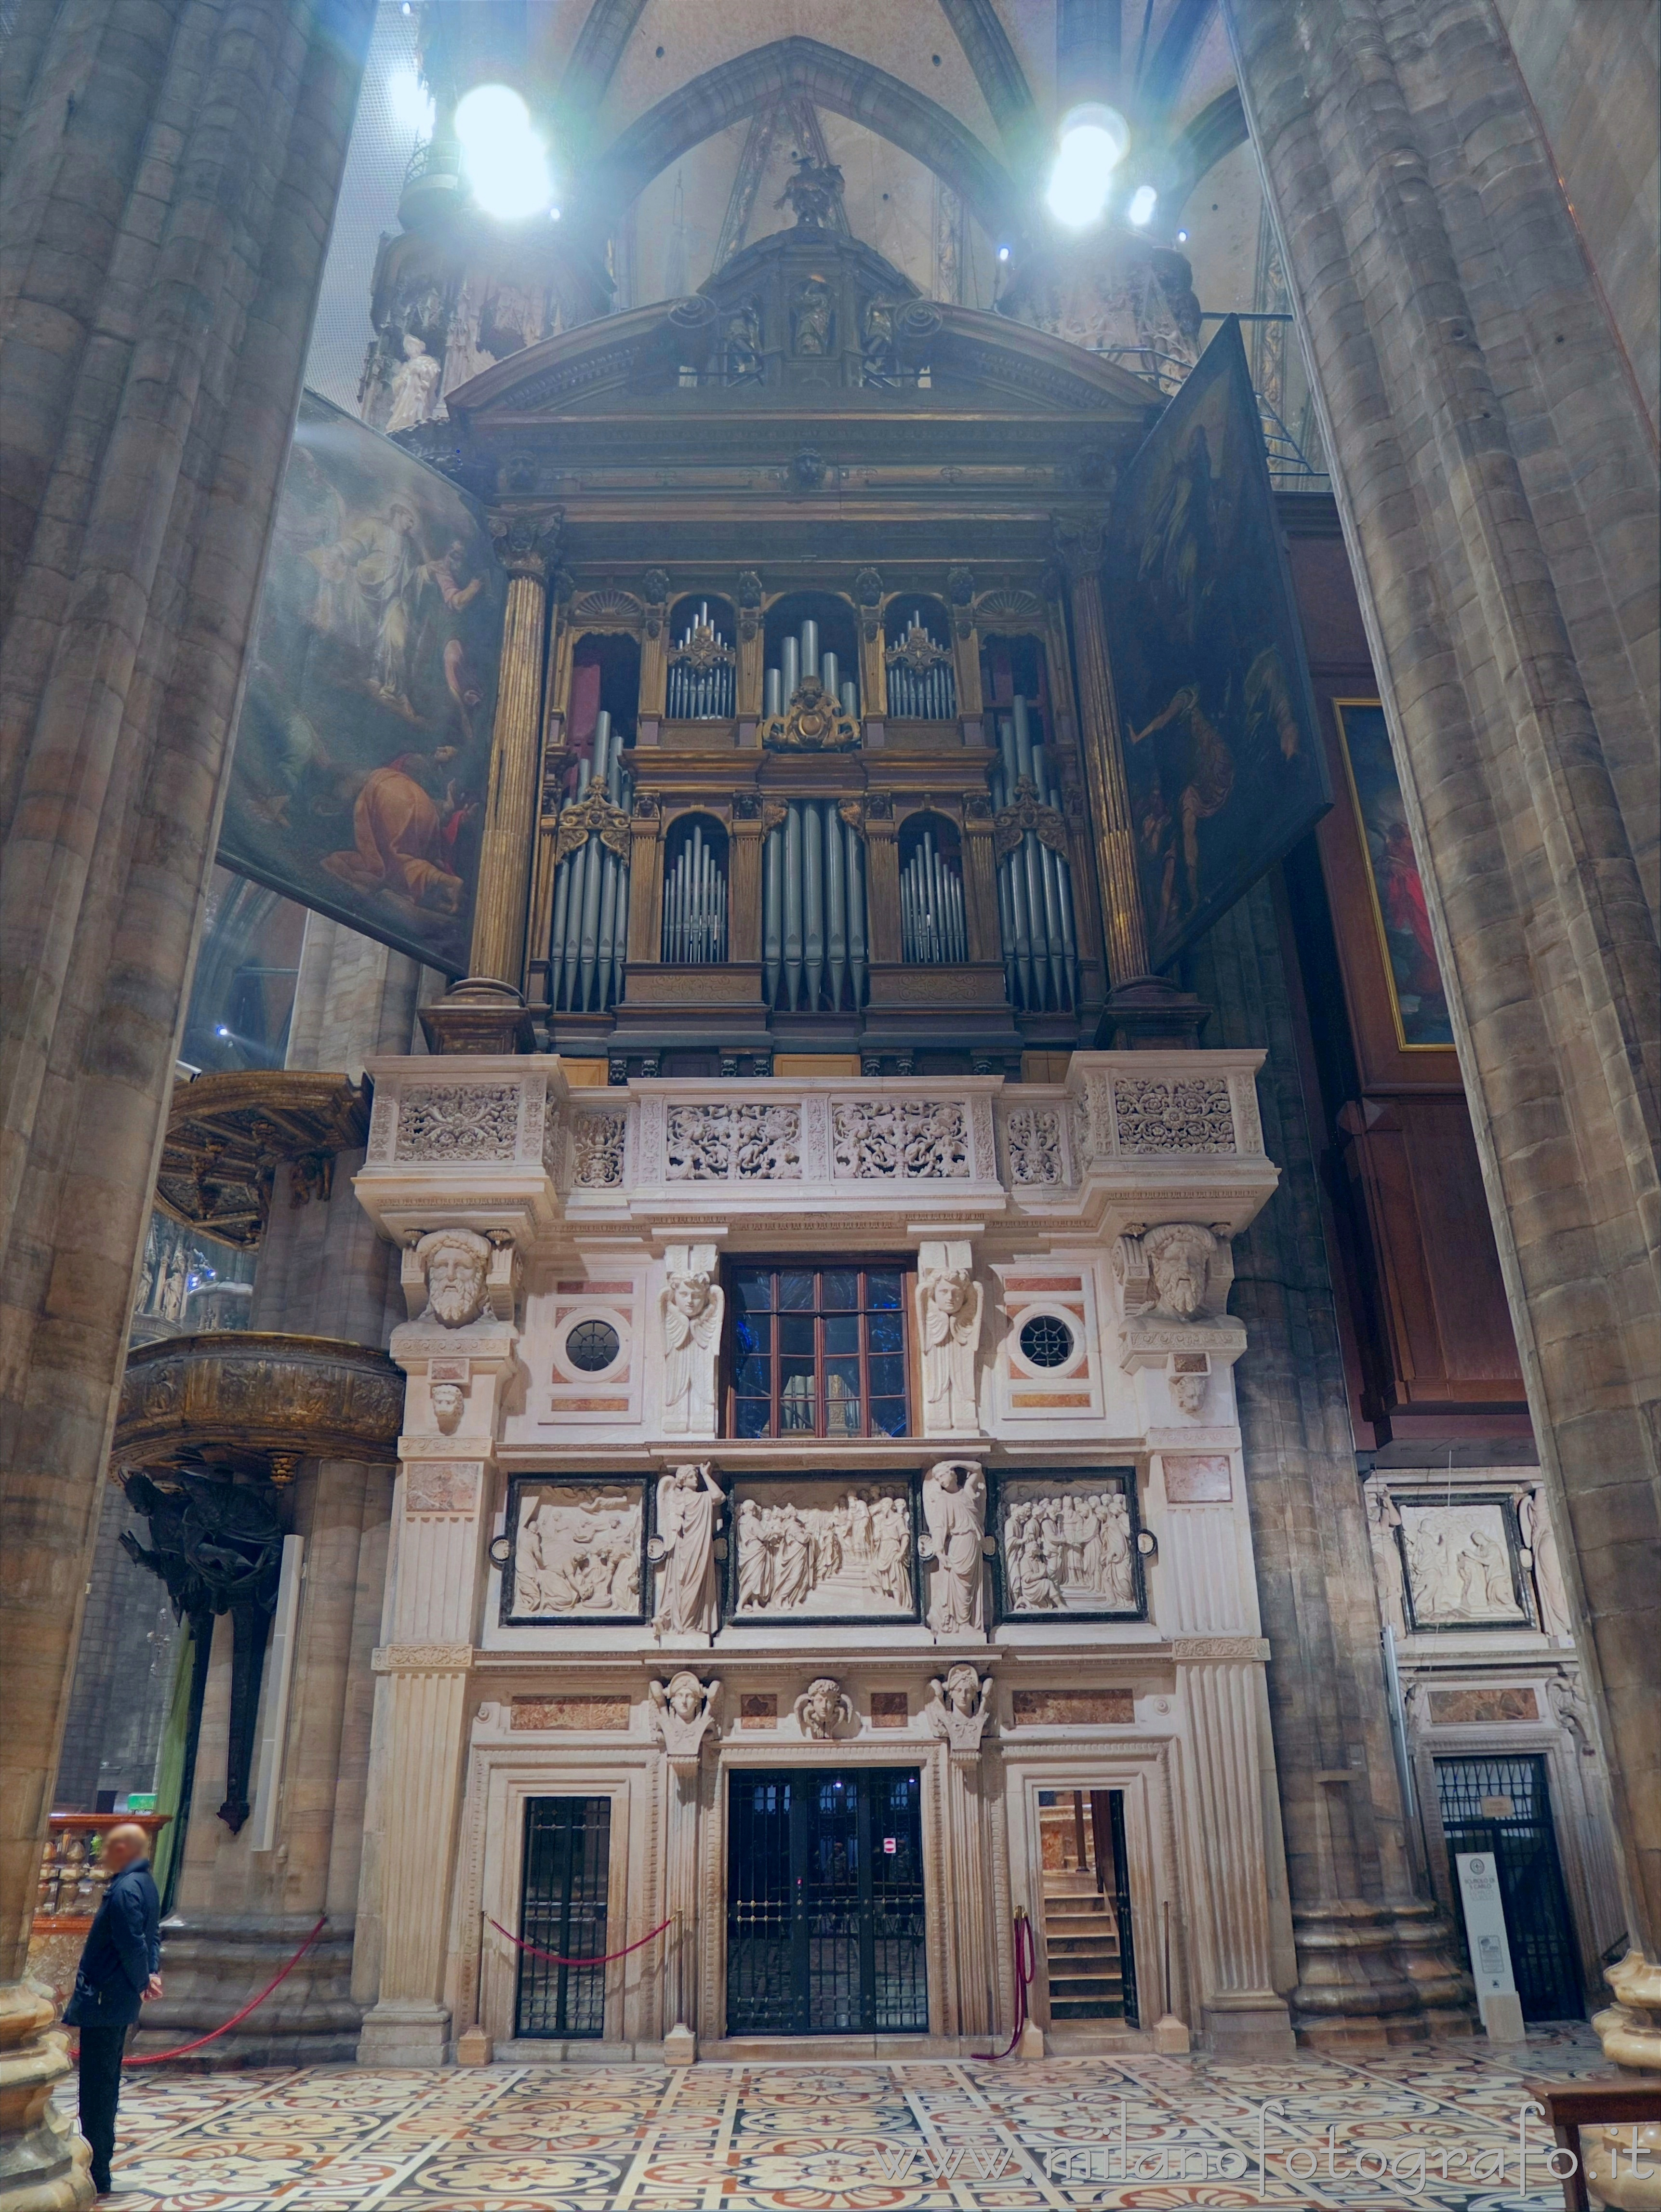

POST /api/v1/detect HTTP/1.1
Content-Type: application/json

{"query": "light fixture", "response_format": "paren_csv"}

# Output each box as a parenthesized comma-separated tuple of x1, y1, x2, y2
(1128, 184, 1158, 226)
(1046, 103, 1129, 229)
(215, 1025, 231, 1038)
(1176, 227, 1189, 243)
(455, 82, 553, 221)
(387, 64, 433, 136)
(997, 244, 1010, 262)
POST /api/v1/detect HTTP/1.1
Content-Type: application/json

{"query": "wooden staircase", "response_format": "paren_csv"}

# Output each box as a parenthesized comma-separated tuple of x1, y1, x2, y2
(1040, 1867, 1128, 2020)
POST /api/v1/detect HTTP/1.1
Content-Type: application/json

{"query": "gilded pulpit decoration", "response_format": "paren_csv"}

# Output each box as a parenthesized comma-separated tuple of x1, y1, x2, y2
(758, 674, 860, 752)
(489, 512, 561, 578)
(778, 154, 846, 232)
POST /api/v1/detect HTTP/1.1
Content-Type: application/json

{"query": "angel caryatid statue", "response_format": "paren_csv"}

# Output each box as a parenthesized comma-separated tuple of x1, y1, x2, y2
(661, 1267, 724, 1433)
(917, 1266, 983, 1432)
(649, 1671, 721, 1758)
(651, 1463, 723, 1637)
(921, 1460, 987, 1635)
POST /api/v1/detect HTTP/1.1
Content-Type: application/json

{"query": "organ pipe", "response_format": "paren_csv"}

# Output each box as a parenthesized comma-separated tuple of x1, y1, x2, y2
(762, 801, 867, 1013)
(548, 710, 632, 1014)
(900, 826, 968, 964)
(886, 608, 957, 720)
(765, 614, 859, 717)
(666, 602, 736, 719)
(993, 700, 1079, 1012)
(660, 818, 728, 963)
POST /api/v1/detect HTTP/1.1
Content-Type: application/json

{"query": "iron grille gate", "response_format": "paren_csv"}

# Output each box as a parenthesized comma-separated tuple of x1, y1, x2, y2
(1434, 1755, 1582, 2021)
(516, 1796, 611, 2039)
(726, 1769, 928, 2035)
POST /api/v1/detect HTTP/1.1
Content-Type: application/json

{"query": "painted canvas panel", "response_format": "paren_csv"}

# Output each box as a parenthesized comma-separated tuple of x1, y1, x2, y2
(218, 392, 503, 973)
(1105, 319, 1329, 970)
(1333, 700, 1453, 1047)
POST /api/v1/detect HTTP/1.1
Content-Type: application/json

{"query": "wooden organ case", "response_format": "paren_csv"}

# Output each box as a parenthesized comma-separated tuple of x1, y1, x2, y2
(421, 215, 1164, 1074)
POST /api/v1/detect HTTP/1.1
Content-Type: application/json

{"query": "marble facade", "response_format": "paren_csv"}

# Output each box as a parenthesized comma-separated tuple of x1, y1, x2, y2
(345, 1049, 1300, 2062)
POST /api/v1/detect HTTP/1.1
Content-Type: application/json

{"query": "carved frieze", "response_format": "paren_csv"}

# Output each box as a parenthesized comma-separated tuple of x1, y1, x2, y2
(733, 1481, 915, 1619)
(997, 1472, 1141, 1617)
(502, 1477, 646, 1622)
(832, 1099, 969, 1179)
(1005, 1106, 1062, 1185)
(1110, 1075, 1234, 1154)
(397, 1083, 520, 1162)
(570, 1112, 626, 1187)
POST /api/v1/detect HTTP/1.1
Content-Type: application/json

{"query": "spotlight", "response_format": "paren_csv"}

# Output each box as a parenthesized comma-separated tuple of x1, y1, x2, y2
(387, 65, 433, 136)
(1176, 227, 1189, 243)
(455, 82, 553, 220)
(997, 244, 1010, 262)
(215, 1025, 231, 1038)
(1128, 185, 1158, 226)
(1046, 104, 1128, 229)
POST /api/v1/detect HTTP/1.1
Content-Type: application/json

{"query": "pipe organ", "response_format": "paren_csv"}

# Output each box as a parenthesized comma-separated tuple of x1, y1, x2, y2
(992, 698, 1081, 1013)
(760, 800, 868, 1014)
(666, 605, 736, 720)
(662, 819, 728, 964)
(429, 207, 1170, 1071)
(547, 711, 632, 1015)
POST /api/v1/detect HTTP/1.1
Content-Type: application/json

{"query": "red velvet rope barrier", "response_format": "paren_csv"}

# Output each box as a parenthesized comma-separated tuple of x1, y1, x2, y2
(118, 1915, 328, 2066)
(487, 1914, 672, 1969)
(973, 1909, 1036, 2061)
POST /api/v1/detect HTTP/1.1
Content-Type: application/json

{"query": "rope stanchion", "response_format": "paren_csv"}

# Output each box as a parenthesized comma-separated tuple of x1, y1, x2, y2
(973, 1907, 1036, 2061)
(487, 1915, 671, 1970)
(117, 1915, 328, 2066)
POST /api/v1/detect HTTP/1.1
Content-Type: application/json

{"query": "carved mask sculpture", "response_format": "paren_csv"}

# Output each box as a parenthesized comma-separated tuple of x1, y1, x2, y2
(416, 1227, 492, 1327)
(430, 1380, 464, 1432)
(1142, 1223, 1215, 1319)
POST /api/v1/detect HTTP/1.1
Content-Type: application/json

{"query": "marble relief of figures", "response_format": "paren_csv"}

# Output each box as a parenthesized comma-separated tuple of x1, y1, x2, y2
(1001, 1483, 1137, 1613)
(651, 1464, 724, 1637)
(1516, 1487, 1575, 1642)
(1397, 1501, 1526, 1628)
(511, 1483, 642, 1618)
(734, 1484, 913, 1616)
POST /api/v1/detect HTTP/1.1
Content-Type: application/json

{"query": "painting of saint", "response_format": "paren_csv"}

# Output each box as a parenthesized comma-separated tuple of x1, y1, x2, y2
(1105, 319, 1329, 970)
(1332, 701, 1453, 1047)
(217, 392, 504, 973)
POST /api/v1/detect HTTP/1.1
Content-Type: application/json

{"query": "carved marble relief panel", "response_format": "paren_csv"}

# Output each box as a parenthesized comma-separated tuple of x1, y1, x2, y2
(993, 1470, 1144, 1620)
(729, 1477, 918, 1622)
(500, 1475, 648, 1625)
(1394, 1495, 1532, 1632)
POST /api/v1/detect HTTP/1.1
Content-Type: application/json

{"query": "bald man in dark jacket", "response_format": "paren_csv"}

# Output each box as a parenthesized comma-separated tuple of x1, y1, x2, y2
(65, 1825, 162, 2197)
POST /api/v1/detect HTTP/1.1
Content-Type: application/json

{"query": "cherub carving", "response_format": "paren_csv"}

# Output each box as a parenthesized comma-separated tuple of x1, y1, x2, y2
(660, 1268, 724, 1434)
(794, 1676, 854, 1740)
(916, 1267, 983, 1432)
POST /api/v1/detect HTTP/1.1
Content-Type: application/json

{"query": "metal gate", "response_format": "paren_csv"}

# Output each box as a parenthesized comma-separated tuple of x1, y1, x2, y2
(1435, 1754, 1582, 2021)
(726, 1769, 928, 2035)
(516, 1796, 611, 2039)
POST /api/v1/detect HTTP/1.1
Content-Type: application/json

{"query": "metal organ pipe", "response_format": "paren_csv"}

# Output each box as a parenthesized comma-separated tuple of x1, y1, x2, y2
(667, 602, 735, 719)
(900, 825, 968, 964)
(764, 615, 858, 717)
(548, 709, 632, 1014)
(990, 700, 1080, 1011)
(760, 801, 866, 1013)
(783, 802, 803, 1008)
(763, 823, 783, 1005)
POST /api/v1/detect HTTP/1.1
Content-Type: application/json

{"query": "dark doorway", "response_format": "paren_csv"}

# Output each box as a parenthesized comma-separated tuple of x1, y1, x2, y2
(1036, 1788, 1139, 2023)
(1435, 1754, 1583, 2020)
(726, 1768, 927, 2035)
(516, 1796, 611, 2038)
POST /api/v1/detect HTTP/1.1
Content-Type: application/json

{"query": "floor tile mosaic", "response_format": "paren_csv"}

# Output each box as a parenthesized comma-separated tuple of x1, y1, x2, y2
(71, 2027, 1615, 2212)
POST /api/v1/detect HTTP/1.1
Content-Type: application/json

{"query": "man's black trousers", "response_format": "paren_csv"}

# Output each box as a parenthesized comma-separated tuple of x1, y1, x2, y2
(77, 2024, 128, 2191)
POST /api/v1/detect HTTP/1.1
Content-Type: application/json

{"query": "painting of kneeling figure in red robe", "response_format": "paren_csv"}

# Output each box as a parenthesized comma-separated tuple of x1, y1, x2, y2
(219, 391, 503, 973)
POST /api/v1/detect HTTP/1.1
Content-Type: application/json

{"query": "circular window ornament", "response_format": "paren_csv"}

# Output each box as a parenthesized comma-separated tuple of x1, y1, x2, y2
(566, 1318, 621, 1373)
(1018, 1313, 1073, 1369)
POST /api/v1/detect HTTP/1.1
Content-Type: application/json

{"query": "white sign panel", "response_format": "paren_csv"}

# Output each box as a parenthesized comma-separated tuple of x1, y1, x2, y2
(1455, 1852, 1518, 2032)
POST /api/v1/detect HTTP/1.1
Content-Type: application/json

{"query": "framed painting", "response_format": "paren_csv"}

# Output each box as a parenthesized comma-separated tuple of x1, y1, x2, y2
(1330, 699, 1455, 1054)
(1104, 318, 1330, 972)
(218, 391, 504, 974)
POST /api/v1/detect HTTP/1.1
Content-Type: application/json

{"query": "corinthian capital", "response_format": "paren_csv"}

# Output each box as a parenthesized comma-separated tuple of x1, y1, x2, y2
(490, 511, 563, 577)
(1050, 512, 1107, 584)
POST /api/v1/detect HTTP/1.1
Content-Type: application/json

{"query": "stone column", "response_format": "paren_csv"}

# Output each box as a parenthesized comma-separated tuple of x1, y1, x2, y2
(0, 0, 374, 2193)
(1222, 0, 1661, 2035)
(468, 518, 559, 988)
(1189, 878, 1468, 2042)
(356, 1233, 520, 2066)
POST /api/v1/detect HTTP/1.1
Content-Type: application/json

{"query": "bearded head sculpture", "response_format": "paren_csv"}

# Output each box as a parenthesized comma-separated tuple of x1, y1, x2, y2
(1142, 1223, 1216, 1320)
(416, 1228, 492, 1328)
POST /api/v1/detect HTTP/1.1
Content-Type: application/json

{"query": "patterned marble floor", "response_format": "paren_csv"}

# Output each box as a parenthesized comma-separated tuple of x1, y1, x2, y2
(77, 2028, 1614, 2212)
